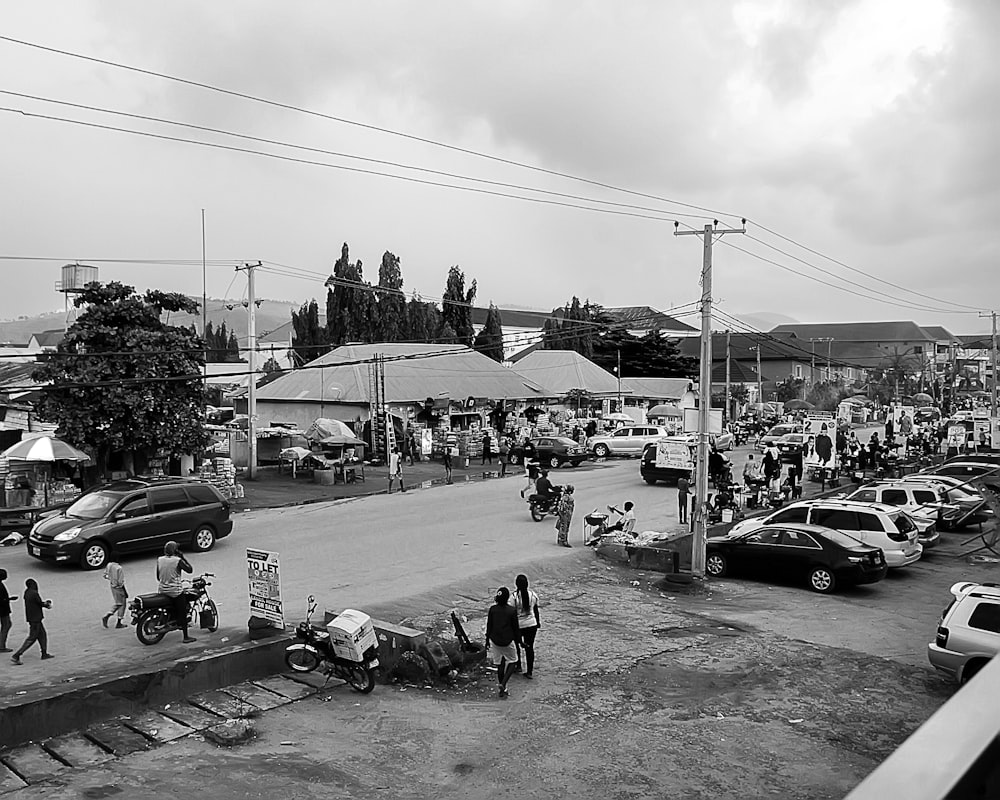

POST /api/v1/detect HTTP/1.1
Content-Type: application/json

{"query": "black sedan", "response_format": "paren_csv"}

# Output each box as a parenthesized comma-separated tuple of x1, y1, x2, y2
(507, 437, 589, 469)
(705, 523, 887, 594)
(776, 433, 810, 460)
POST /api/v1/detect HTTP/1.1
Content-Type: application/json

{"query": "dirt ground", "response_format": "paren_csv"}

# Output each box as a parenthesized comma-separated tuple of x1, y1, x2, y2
(6, 552, 960, 800)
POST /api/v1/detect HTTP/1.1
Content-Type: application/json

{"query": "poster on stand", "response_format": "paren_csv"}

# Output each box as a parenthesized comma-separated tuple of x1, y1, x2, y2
(247, 548, 284, 629)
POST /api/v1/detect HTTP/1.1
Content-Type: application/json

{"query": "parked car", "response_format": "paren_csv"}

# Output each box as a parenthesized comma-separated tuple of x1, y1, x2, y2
(914, 406, 942, 425)
(27, 477, 233, 570)
(901, 473, 991, 529)
(705, 522, 886, 594)
(776, 433, 810, 460)
(640, 438, 695, 484)
(725, 499, 922, 568)
(921, 459, 1000, 491)
(758, 424, 804, 451)
(507, 437, 589, 469)
(927, 581, 1000, 684)
(841, 482, 945, 547)
(587, 426, 671, 458)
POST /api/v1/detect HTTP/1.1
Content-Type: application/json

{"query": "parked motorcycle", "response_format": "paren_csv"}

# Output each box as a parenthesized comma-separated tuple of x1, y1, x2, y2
(129, 573, 218, 645)
(284, 595, 379, 694)
(527, 487, 563, 522)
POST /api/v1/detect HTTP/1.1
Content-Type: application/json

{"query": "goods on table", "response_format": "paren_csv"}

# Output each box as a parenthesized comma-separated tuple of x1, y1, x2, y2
(199, 457, 244, 500)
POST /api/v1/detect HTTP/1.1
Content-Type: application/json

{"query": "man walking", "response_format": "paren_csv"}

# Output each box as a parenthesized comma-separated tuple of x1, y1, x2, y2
(11, 578, 53, 664)
(677, 475, 690, 525)
(101, 561, 128, 629)
(388, 445, 405, 493)
(0, 568, 16, 653)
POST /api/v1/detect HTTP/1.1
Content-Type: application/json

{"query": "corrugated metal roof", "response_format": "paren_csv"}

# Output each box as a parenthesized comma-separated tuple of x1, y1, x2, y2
(770, 321, 933, 343)
(620, 377, 693, 400)
(256, 342, 550, 403)
(510, 350, 622, 396)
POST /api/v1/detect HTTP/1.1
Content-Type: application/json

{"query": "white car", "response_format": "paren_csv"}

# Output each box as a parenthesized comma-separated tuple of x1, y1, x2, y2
(842, 482, 947, 547)
(726, 499, 923, 568)
(587, 426, 671, 458)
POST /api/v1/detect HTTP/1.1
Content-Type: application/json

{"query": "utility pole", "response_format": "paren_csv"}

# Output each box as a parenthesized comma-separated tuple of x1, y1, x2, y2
(674, 219, 746, 580)
(237, 261, 262, 479)
(826, 337, 833, 383)
(750, 343, 763, 411)
(617, 348, 622, 413)
(724, 329, 731, 426)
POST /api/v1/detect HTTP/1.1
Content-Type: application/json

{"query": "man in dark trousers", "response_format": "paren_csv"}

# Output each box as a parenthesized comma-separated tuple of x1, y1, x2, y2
(10, 578, 52, 664)
(677, 475, 690, 524)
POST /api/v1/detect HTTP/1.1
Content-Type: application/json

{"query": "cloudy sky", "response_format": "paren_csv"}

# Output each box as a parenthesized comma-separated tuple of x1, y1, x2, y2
(0, 0, 996, 335)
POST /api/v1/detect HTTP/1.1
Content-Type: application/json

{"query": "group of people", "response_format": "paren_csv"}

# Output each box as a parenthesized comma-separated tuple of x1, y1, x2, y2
(484, 574, 541, 698)
(0, 569, 53, 665)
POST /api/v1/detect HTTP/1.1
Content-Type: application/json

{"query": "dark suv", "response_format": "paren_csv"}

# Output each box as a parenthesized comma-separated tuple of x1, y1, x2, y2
(27, 478, 233, 570)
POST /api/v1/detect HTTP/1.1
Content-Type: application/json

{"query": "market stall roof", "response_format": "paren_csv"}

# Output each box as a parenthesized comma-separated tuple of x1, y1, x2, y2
(619, 377, 693, 402)
(2, 434, 90, 462)
(257, 343, 551, 405)
(510, 350, 625, 397)
(647, 403, 683, 417)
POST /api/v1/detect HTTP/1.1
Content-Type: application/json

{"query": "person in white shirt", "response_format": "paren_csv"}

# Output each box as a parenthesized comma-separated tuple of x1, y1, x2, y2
(588, 501, 636, 545)
(513, 573, 541, 678)
(388, 446, 405, 494)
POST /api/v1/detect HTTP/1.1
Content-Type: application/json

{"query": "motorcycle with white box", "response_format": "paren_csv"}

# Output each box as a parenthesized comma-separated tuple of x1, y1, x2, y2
(284, 595, 380, 693)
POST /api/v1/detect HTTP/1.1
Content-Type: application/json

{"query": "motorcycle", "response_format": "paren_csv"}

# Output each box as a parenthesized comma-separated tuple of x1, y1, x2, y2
(284, 595, 379, 694)
(527, 486, 563, 522)
(129, 573, 218, 646)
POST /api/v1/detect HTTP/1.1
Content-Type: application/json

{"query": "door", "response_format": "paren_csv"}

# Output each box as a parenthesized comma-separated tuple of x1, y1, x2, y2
(731, 528, 783, 575)
(777, 528, 825, 578)
(148, 486, 195, 549)
(109, 493, 155, 554)
(608, 428, 634, 454)
(809, 507, 862, 542)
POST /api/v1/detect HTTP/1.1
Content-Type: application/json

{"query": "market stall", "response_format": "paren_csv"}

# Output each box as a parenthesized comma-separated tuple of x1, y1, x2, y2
(304, 418, 366, 483)
(0, 435, 91, 511)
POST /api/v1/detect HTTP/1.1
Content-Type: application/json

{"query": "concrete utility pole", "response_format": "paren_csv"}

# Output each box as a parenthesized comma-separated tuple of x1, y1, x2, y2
(237, 261, 262, 479)
(617, 349, 623, 413)
(724, 329, 731, 425)
(674, 219, 745, 579)
(751, 343, 762, 409)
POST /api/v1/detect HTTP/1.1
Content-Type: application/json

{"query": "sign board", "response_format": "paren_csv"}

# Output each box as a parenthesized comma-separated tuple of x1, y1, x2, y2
(247, 548, 284, 629)
(836, 402, 853, 427)
(654, 438, 695, 471)
(947, 425, 966, 451)
(683, 407, 723, 435)
(974, 419, 993, 449)
(420, 428, 433, 456)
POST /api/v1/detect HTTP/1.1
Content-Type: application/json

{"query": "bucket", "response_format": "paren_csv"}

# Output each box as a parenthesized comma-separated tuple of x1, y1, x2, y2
(721, 509, 734, 523)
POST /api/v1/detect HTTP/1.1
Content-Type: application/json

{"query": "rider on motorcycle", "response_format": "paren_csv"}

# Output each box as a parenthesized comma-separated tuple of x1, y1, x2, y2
(533, 470, 558, 506)
(156, 541, 196, 643)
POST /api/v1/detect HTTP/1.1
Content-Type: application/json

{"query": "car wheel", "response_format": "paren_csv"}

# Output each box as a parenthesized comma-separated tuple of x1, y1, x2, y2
(643, 477, 657, 485)
(594, 444, 609, 458)
(808, 567, 836, 594)
(549, 456, 561, 469)
(508, 453, 521, 466)
(191, 525, 216, 552)
(705, 553, 727, 577)
(80, 541, 109, 570)
(961, 658, 989, 685)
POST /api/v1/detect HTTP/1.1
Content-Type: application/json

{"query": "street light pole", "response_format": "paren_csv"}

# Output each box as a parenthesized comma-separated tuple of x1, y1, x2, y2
(674, 219, 745, 580)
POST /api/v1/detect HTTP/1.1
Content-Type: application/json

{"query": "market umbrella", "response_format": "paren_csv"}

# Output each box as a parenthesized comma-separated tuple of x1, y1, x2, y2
(318, 434, 367, 447)
(1, 435, 91, 463)
(304, 418, 359, 443)
(846, 395, 870, 405)
(783, 399, 813, 411)
(647, 403, 683, 418)
(912, 392, 934, 405)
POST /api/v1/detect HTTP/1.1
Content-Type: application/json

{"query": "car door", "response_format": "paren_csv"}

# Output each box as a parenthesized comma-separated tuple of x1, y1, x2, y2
(148, 486, 196, 550)
(608, 428, 633, 454)
(737, 528, 784, 575)
(777, 529, 825, 577)
(109, 492, 156, 554)
(809, 507, 862, 542)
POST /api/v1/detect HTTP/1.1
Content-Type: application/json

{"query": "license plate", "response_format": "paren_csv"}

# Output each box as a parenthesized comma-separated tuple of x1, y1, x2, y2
(30, 546, 39, 556)
(368, 658, 379, 668)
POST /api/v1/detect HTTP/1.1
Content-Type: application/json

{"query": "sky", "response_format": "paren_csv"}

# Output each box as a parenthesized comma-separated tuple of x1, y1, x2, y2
(0, 0, 997, 336)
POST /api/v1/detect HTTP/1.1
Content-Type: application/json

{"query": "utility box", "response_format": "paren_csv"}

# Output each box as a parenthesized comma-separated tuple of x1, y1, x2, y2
(326, 609, 378, 662)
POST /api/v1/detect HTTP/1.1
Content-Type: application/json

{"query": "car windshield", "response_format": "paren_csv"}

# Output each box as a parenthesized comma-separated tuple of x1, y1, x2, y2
(65, 491, 122, 520)
(554, 438, 577, 446)
(767, 425, 791, 437)
(819, 529, 867, 549)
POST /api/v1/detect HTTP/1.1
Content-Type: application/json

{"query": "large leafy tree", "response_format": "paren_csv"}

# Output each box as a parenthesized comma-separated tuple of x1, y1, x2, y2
(376, 251, 406, 342)
(290, 298, 328, 365)
(404, 296, 443, 342)
(592, 330, 696, 378)
(441, 266, 476, 345)
(33, 281, 209, 475)
(325, 242, 366, 346)
(473, 304, 505, 361)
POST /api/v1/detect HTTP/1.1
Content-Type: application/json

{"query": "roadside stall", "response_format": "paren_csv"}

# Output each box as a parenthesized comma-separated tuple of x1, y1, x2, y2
(304, 418, 366, 484)
(0, 435, 91, 522)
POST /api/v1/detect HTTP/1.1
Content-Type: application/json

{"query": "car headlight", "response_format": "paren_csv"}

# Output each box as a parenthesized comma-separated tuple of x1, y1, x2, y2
(53, 527, 82, 542)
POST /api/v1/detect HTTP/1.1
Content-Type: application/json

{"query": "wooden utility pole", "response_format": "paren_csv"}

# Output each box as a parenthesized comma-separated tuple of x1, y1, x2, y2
(236, 261, 262, 479)
(674, 220, 745, 579)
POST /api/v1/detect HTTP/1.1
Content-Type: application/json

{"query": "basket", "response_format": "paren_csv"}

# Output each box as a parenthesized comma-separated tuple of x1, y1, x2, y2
(585, 513, 608, 526)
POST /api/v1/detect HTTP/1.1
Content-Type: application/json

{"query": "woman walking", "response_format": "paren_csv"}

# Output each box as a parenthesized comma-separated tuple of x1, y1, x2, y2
(555, 484, 575, 547)
(485, 587, 521, 699)
(10, 578, 53, 664)
(513, 574, 540, 678)
(0, 568, 16, 652)
(101, 561, 128, 629)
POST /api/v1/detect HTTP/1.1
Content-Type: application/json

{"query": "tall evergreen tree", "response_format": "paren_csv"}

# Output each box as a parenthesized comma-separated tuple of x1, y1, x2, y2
(325, 242, 366, 346)
(473, 304, 505, 361)
(226, 331, 240, 362)
(406, 297, 442, 342)
(441, 266, 476, 346)
(377, 251, 406, 343)
(290, 298, 328, 365)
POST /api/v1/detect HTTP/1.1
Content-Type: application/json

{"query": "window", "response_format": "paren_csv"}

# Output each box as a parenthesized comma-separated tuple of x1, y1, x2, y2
(794, 365, 803, 378)
(770, 507, 808, 524)
(117, 496, 150, 519)
(186, 485, 220, 506)
(967, 602, 1000, 634)
(913, 490, 937, 505)
(858, 513, 885, 532)
(851, 490, 877, 503)
(150, 487, 190, 513)
(881, 489, 909, 506)
(613, 430, 630, 438)
(892, 514, 916, 534)
(746, 529, 782, 545)
(780, 530, 821, 549)
(811, 508, 859, 531)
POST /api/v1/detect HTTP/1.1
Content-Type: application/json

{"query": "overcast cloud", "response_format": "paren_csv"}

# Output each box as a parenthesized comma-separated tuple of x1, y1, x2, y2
(0, 0, 996, 334)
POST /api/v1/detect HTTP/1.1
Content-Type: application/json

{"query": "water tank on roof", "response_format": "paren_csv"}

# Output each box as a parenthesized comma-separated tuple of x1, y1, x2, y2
(57, 263, 99, 293)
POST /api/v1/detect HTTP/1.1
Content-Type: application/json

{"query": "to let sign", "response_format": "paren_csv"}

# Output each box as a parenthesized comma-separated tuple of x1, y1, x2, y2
(247, 548, 284, 628)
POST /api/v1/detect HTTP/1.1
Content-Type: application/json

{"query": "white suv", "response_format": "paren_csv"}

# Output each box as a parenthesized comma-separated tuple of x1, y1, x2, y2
(587, 426, 671, 458)
(928, 581, 1000, 684)
(726, 499, 923, 568)
(841, 482, 944, 547)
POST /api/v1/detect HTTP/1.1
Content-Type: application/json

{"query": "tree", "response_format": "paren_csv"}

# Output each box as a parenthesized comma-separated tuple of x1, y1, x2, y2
(257, 356, 285, 388)
(32, 281, 209, 476)
(774, 376, 806, 403)
(290, 298, 328, 366)
(591, 329, 695, 378)
(441, 266, 476, 345)
(326, 242, 367, 346)
(473, 304, 505, 361)
(405, 297, 442, 342)
(226, 331, 240, 362)
(376, 251, 407, 343)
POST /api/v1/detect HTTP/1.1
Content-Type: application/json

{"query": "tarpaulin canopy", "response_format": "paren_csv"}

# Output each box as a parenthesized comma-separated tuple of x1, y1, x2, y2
(647, 404, 683, 417)
(304, 418, 359, 442)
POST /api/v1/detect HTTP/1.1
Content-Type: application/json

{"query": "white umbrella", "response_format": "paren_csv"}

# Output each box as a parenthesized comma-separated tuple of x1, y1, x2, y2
(605, 412, 633, 422)
(1, 435, 91, 463)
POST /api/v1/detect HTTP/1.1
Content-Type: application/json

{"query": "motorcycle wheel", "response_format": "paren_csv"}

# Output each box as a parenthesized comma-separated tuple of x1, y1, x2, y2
(285, 647, 321, 673)
(346, 664, 376, 694)
(530, 505, 544, 522)
(136, 610, 170, 646)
